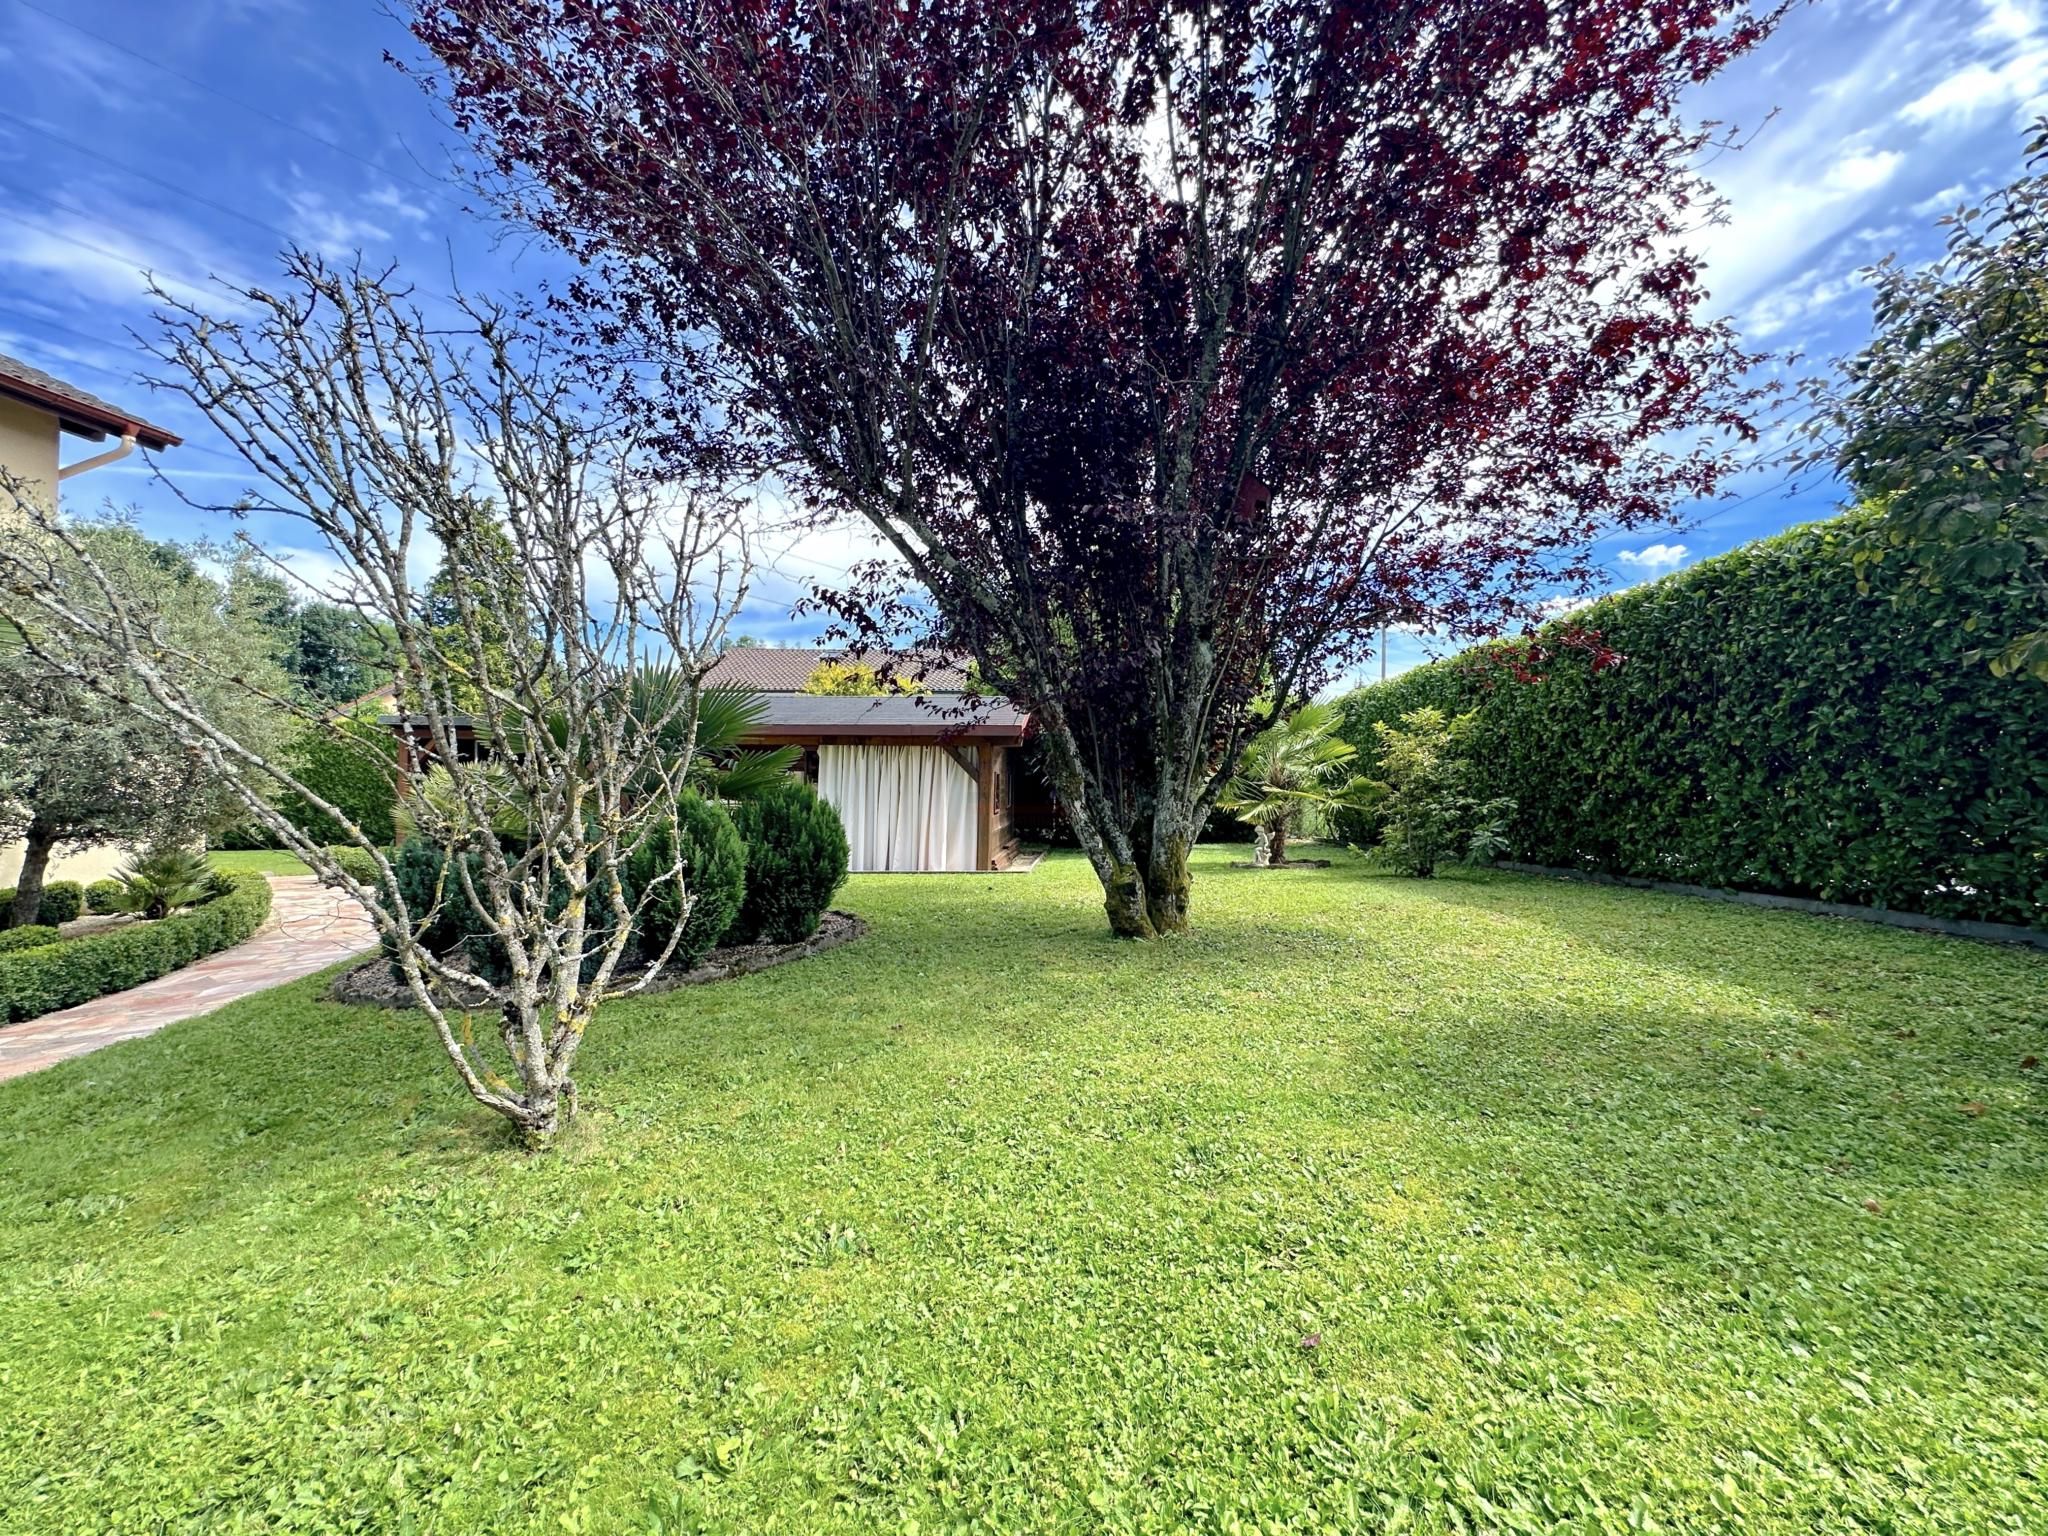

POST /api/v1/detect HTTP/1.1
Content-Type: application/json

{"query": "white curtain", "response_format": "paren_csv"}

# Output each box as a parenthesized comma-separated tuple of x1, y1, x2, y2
(817, 745, 979, 872)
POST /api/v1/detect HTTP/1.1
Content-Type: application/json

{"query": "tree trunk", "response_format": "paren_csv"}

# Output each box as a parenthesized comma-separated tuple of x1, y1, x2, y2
(6, 818, 59, 929)
(1141, 821, 1192, 934)
(1032, 710, 1199, 939)
(1098, 834, 1193, 939)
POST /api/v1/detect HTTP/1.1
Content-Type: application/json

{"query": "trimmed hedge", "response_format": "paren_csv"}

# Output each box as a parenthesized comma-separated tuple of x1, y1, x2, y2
(85, 879, 125, 915)
(279, 722, 400, 848)
(0, 881, 82, 928)
(322, 845, 386, 889)
(0, 925, 61, 956)
(1333, 509, 2048, 926)
(212, 819, 284, 851)
(0, 874, 272, 1024)
(727, 779, 849, 945)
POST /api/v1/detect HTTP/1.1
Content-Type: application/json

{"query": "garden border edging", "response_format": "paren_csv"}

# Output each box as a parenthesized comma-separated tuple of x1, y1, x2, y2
(328, 909, 869, 1008)
(1494, 862, 2048, 950)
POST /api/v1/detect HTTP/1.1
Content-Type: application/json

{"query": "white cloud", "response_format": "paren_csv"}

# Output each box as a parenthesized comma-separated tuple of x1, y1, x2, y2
(1978, 0, 2043, 43)
(365, 185, 433, 225)
(6, 10, 150, 114)
(1742, 268, 1868, 339)
(1900, 49, 2048, 125)
(1827, 148, 1904, 193)
(282, 184, 393, 259)
(0, 203, 250, 311)
(1912, 180, 1982, 214)
(1687, 3, 1932, 314)
(1617, 543, 1690, 572)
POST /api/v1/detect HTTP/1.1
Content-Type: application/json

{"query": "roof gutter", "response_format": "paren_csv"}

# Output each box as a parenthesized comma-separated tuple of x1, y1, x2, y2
(58, 429, 137, 481)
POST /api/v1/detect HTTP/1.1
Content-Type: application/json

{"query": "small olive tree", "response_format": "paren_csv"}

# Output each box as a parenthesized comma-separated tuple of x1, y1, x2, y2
(0, 253, 749, 1146)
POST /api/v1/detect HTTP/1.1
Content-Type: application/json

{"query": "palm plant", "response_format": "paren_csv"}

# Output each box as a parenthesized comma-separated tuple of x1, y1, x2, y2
(627, 666, 799, 800)
(113, 843, 215, 919)
(1217, 704, 1375, 868)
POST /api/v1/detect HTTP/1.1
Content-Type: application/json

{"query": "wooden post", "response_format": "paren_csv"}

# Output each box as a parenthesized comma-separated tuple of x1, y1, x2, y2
(975, 745, 997, 871)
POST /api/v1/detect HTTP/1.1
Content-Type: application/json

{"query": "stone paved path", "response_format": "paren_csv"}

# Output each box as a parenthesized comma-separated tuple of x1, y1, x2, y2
(0, 877, 375, 1083)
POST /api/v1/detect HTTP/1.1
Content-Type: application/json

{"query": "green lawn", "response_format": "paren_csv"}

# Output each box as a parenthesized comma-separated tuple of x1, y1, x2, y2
(2, 849, 2043, 1533)
(207, 848, 314, 876)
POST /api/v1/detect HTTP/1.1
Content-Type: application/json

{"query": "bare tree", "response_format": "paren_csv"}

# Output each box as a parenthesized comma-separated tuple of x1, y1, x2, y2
(0, 253, 749, 1146)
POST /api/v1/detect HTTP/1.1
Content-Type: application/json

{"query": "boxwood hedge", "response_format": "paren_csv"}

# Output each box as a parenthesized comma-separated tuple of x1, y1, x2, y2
(0, 881, 82, 927)
(1333, 509, 2047, 926)
(0, 874, 273, 1024)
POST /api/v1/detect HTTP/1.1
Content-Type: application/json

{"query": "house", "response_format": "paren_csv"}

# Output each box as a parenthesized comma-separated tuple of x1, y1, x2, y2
(704, 647, 1050, 873)
(372, 646, 1055, 875)
(0, 353, 182, 889)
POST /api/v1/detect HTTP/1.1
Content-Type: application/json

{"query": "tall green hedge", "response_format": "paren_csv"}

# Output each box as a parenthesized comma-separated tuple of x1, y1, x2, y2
(0, 874, 273, 1023)
(1333, 510, 2047, 926)
(278, 720, 399, 848)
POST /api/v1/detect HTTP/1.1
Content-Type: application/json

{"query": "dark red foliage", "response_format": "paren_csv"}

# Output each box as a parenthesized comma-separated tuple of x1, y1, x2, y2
(406, 0, 1785, 935)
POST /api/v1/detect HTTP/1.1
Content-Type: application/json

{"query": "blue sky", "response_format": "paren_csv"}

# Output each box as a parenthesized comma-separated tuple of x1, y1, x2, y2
(2, 0, 2042, 671)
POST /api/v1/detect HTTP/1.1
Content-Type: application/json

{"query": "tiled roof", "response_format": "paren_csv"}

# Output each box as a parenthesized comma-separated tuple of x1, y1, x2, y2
(747, 692, 1030, 739)
(703, 646, 973, 692)
(0, 352, 182, 450)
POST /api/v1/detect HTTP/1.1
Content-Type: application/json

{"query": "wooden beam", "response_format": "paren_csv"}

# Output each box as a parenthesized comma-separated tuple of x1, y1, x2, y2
(975, 745, 997, 871)
(941, 744, 978, 782)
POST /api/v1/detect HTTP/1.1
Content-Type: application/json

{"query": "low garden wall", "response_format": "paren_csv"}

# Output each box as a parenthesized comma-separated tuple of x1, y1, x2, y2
(0, 874, 274, 1023)
(1335, 509, 2046, 928)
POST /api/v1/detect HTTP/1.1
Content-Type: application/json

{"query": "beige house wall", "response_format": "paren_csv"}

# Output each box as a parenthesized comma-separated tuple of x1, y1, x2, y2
(0, 394, 136, 897)
(0, 395, 59, 511)
(0, 842, 128, 890)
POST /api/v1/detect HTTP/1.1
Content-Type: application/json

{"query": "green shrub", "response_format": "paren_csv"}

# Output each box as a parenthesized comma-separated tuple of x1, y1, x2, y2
(726, 779, 849, 945)
(629, 792, 747, 968)
(0, 881, 82, 927)
(1363, 708, 1514, 877)
(0, 925, 60, 956)
(383, 840, 489, 970)
(278, 720, 399, 847)
(0, 874, 272, 1023)
(322, 845, 384, 889)
(85, 879, 124, 915)
(1331, 508, 2048, 924)
(212, 819, 283, 851)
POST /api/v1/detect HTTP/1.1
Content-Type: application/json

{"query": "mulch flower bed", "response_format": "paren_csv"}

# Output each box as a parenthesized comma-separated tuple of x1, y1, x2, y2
(329, 909, 867, 1009)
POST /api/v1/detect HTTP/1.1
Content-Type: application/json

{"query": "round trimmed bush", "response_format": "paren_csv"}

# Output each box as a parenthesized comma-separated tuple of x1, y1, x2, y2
(726, 779, 848, 945)
(385, 838, 490, 967)
(1, 880, 82, 927)
(85, 879, 125, 915)
(629, 792, 746, 968)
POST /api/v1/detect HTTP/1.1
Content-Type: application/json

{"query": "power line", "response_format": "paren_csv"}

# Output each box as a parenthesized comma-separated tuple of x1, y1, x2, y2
(0, 303, 137, 358)
(0, 107, 300, 246)
(0, 202, 259, 295)
(6, 0, 452, 205)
